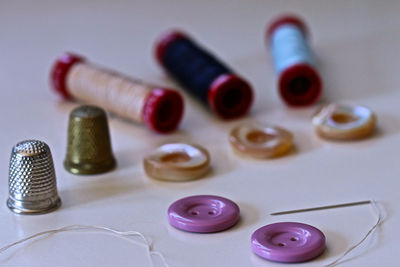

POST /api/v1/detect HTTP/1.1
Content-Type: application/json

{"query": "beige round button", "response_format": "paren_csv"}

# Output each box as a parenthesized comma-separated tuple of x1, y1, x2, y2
(312, 104, 376, 140)
(143, 143, 210, 181)
(229, 124, 293, 158)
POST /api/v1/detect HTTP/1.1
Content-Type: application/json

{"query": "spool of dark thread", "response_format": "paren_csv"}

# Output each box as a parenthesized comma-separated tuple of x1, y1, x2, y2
(155, 31, 253, 119)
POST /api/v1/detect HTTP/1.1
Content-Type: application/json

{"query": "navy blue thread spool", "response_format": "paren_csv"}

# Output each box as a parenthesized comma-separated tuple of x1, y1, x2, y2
(155, 31, 253, 119)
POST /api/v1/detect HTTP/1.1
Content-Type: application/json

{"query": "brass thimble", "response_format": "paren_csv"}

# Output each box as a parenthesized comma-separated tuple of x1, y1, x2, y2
(7, 140, 61, 214)
(64, 105, 116, 175)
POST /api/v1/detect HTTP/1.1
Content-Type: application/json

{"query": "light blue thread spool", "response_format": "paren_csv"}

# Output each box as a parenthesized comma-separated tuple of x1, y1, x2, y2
(267, 15, 322, 106)
(271, 24, 315, 74)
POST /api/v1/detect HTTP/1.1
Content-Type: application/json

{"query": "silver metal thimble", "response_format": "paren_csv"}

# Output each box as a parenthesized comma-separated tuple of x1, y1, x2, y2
(7, 140, 61, 214)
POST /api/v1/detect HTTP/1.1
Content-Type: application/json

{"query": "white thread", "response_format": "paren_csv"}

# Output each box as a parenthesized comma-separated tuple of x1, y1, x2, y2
(0, 224, 170, 267)
(0, 202, 384, 266)
(324, 200, 384, 266)
(67, 63, 153, 123)
(270, 24, 314, 74)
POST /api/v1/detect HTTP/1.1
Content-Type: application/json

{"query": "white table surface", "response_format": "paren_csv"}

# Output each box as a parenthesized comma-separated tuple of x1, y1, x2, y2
(1, 1, 399, 266)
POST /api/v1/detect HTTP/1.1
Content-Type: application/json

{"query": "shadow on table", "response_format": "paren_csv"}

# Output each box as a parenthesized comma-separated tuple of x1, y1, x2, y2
(60, 174, 142, 210)
(229, 202, 261, 232)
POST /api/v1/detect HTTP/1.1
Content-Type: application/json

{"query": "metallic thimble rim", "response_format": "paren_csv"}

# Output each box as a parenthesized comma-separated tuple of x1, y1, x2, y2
(64, 158, 116, 175)
(7, 196, 62, 215)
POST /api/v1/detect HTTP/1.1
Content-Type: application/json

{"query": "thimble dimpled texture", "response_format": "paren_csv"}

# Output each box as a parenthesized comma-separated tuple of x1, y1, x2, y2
(64, 105, 116, 174)
(7, 140, 61, 214)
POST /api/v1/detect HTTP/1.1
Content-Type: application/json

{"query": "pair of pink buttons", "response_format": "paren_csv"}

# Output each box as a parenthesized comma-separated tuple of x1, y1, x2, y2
(168, 195, 326, 263)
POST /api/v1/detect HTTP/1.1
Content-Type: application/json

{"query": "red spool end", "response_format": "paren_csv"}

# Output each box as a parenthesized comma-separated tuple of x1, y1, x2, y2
(142, 88, 184, 133)
(279, 64, 322, 106)
(154, 30, 188, 65)
(267, 14, 308, 41)
(50, 53, 84, 99)
(208, 74, 253, 119)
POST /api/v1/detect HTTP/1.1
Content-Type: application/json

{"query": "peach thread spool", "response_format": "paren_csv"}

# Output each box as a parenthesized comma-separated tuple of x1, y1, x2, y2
(50, 53, 184, 133)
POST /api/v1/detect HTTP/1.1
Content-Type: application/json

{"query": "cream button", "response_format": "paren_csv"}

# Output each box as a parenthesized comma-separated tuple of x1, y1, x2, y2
(229, 124, 293, 158)
(143, 143, 210, 181)
(312, 104, 376, 140)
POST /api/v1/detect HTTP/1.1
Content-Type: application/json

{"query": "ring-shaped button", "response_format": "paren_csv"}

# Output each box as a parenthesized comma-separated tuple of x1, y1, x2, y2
(251, 222, 326, 263)
(168, 195, 240, 233)
(143, 143, 210, 181)
(229, 124, 293, 158)
(312, 104, 376, 140)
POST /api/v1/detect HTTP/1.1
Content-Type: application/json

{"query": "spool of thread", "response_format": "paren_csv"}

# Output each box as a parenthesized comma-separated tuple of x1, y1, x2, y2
(155, 30, 253, 119)
(267, 15, 322, 106)
(50, 53, 184, 133)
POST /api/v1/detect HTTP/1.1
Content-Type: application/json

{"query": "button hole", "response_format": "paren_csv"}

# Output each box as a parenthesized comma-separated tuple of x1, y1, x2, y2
(191, 211, 198, 215)
(208, 211, 215, 215)
(278, 243, 285, 247)
(290, 237, 298, 241)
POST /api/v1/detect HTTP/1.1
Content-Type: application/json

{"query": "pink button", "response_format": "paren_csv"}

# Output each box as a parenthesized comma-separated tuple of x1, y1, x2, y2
(168, 195, 240, 233)
(251, 222, 325, 262)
